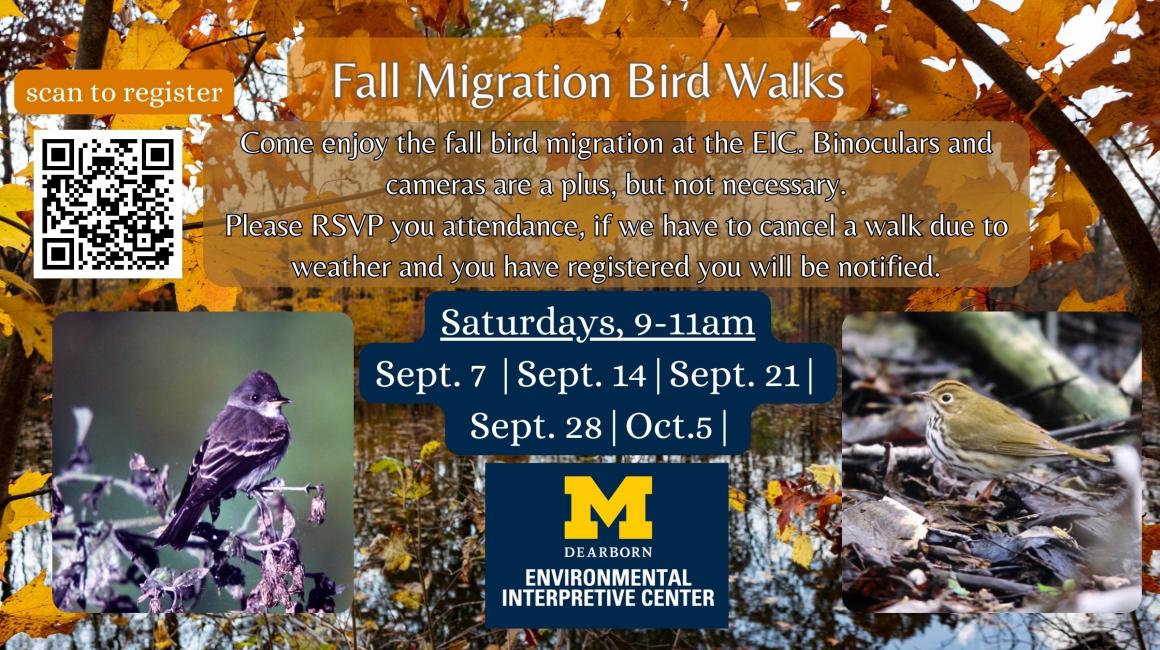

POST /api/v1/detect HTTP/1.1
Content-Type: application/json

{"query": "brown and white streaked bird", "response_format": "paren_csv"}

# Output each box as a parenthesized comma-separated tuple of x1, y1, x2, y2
(154, 370, 292, 549)
(913, 379, 1109, 498)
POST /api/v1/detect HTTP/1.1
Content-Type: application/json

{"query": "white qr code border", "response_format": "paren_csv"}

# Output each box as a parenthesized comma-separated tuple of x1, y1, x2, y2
(33, 129, 182, 279)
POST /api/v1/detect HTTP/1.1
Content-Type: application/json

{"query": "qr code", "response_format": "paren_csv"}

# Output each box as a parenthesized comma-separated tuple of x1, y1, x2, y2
(34, 130, 182, 279)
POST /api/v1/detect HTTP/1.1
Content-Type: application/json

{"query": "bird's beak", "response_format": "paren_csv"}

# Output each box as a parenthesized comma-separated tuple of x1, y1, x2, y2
(911, 391, 932, 401)
(273, 396, 291, 405)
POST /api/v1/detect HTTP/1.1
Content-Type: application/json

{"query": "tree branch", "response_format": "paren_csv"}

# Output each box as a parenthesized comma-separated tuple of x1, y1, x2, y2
(906, 0, 1160, 400)
(0, 486, 50, 507)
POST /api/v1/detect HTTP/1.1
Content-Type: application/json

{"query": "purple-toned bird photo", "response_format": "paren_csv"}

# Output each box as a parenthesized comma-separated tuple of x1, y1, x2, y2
(50, 313, 353, 614)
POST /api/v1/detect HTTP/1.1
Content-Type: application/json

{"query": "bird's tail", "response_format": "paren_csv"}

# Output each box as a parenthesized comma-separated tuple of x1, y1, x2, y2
(1054, 438, 1110, 463)
(154, 503, 206, 549)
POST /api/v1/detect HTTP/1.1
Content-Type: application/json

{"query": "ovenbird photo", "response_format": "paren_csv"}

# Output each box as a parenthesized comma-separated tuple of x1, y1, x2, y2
(841, 312, 1141, 614)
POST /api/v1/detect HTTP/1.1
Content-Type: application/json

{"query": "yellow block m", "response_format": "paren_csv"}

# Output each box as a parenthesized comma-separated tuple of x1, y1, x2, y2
(563, 476, 652, 540)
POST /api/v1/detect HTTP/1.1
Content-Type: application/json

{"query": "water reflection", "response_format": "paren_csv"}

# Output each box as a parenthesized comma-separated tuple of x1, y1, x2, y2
(353, 400, 887, 647)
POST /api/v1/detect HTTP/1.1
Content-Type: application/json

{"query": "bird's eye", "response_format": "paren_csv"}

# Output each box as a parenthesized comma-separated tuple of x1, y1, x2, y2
(940, 393, 953, 403)
(250, 394, 260, 402)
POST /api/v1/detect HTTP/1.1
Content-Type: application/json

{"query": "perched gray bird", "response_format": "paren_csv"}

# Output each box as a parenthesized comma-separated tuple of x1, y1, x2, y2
(154, 370, 292, 549)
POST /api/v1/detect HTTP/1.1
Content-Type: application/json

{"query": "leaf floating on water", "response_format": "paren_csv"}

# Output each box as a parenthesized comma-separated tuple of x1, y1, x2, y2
(806, 464, 841, 490)
(728, 487, 746, 512)
(791, 533, 815, 569)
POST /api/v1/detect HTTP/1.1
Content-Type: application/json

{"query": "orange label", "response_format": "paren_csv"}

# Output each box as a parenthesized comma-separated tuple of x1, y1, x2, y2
(15, 70, 233, 115)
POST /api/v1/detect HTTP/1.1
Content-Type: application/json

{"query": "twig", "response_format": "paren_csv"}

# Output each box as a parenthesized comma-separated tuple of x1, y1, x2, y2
(56, 471, 149, 502)
(188, 31, 265, 54)
(928, 568, 1037, 597)
(234, 33, 267, 86)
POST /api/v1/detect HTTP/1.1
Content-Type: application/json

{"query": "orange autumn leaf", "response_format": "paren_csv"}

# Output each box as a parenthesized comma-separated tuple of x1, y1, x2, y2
(905, 287, 979, 312)
(1058, 288, 1128, 312)
(0, 572, 86, 643)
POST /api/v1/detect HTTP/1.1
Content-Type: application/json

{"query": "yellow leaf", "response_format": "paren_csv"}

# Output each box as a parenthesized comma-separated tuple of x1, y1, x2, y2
(0, 183, 32, 255)
(0, 270, 39, 300)
(1039, 170, 1097, 251)
(101, 29, 122, 69)
(0, 183, 32, 218)
(0, 471, 51, 575)
(390, 583, 424, 610)
(764, 479, 782, 506)
(6, 471, 50, 526)
(0, 0, 24, 19)
(791, 533, 815, 569)
(806, 464, 841, 490)
(419, 440, 442, 461)
(137, 0, 181, 20)
(0, 294, 52, 361)
(380, 531, 413, 572)
(116, 22, 188, 70)
(153, 622, 175, 649)
(0, 572, 85, 644)
(253, 0, 304, 43)
(1058, 288, 1128, 312)
(777, 522, 796, 543)
(728, 487, 746, 512)
(170, 232, 239, 312)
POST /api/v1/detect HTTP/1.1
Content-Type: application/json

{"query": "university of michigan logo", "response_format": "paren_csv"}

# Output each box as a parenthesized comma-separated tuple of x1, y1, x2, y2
(563, 475, 652, 540)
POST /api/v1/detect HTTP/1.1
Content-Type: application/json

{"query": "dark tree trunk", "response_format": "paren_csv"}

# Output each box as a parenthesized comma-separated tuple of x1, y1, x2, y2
(907, 0, 1160, 403)
(0, 0, 113, 503)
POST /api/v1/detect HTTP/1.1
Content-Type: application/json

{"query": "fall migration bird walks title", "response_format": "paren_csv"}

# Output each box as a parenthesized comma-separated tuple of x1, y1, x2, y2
(332, 60, 848, 110)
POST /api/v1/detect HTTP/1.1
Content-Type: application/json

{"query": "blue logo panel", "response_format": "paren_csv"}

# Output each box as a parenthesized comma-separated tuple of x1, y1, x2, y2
(485, 462, 728, 629)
